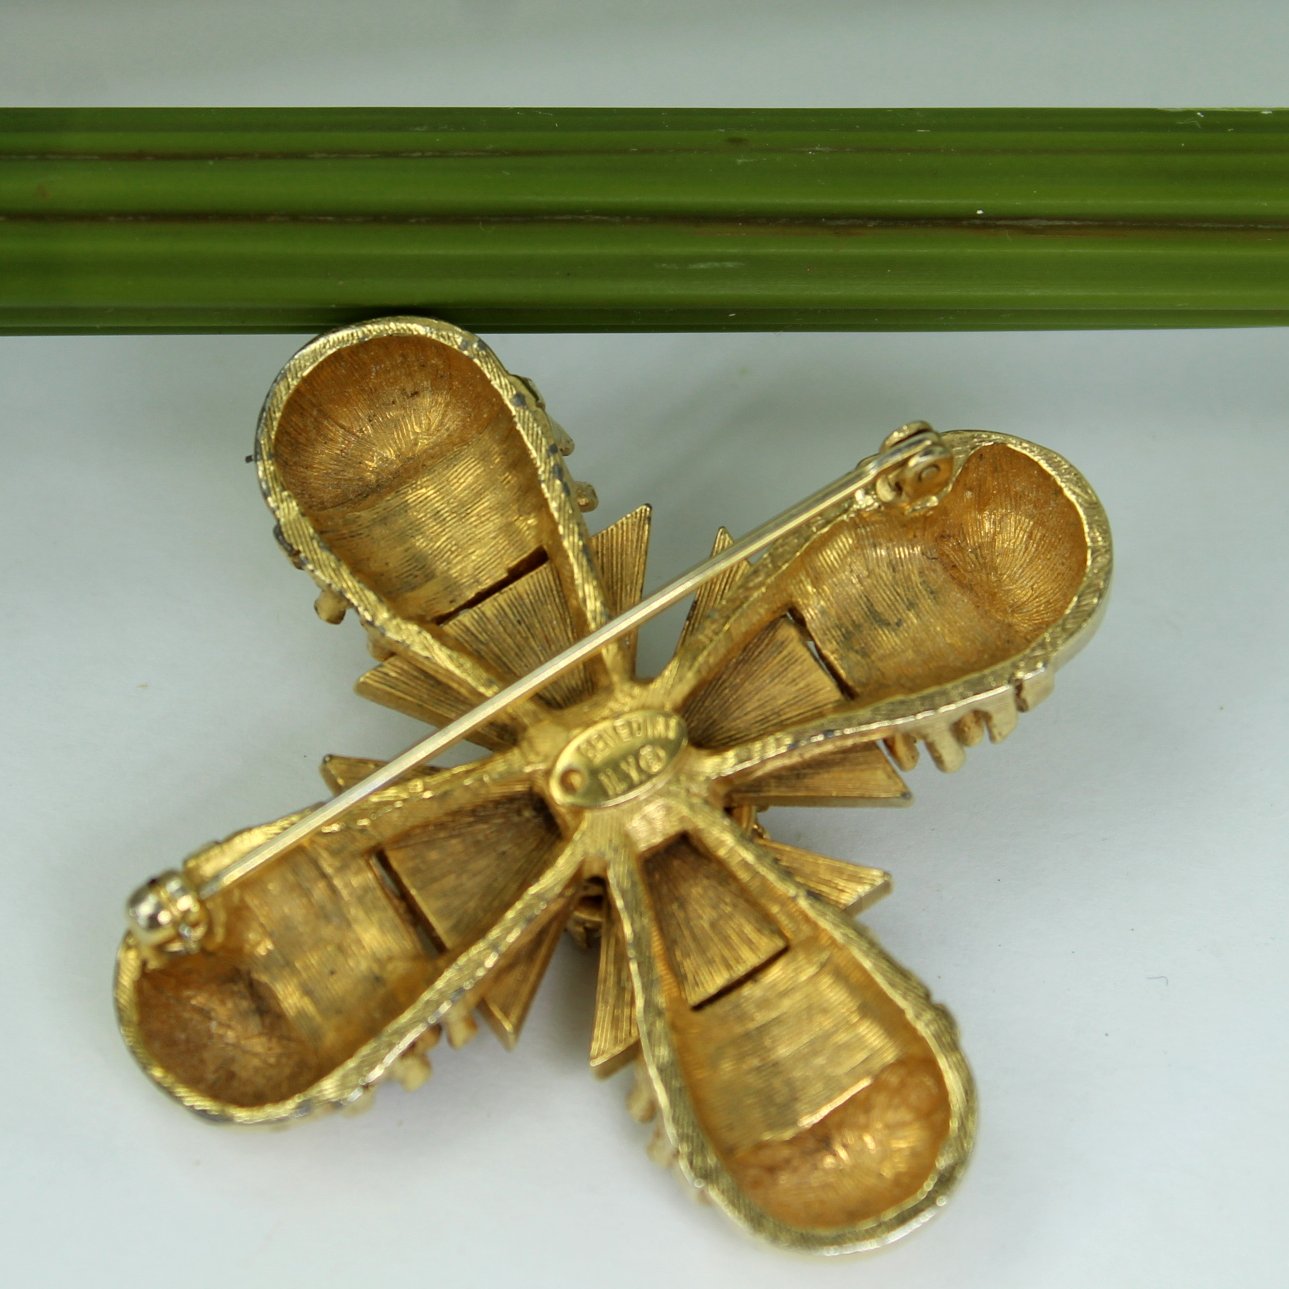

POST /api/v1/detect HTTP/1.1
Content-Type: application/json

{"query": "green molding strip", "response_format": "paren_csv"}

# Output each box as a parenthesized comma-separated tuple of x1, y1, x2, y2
(2, 107, 1287, 334)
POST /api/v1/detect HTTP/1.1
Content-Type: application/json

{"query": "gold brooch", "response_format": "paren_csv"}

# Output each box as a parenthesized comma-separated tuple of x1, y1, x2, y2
(115, 317, 1110, 1253)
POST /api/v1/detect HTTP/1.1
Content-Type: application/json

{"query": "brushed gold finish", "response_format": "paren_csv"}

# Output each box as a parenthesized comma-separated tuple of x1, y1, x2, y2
(590, 899, 640, 1076)
(115, 317, 1110, 1254)
(756, 837, 891, 916)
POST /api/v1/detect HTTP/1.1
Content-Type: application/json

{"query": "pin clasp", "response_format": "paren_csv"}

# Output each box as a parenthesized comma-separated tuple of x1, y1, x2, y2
(126, 869, 208, 964)
(870, 421, 954, 508)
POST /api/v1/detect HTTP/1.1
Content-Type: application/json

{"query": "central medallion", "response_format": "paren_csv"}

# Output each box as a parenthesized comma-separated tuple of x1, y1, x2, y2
(550, 709, 688, 808)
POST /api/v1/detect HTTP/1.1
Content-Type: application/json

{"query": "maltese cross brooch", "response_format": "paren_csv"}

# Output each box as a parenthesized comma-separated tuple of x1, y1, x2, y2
(115, 317, 1110, 1254)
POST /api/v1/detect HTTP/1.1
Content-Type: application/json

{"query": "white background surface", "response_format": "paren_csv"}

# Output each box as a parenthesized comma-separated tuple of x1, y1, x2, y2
(3, 5, 1287, 1288)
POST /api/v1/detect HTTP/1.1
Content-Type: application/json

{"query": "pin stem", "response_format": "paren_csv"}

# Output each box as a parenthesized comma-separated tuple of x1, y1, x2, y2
(183, 429, 940, 906)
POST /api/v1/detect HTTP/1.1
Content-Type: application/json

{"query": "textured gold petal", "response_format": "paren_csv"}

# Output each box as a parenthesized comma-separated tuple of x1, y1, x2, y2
(354, 653, 521, 748)
(117, 753, 590, 1120)
(259, 318, 617, 711)
(441, 504, 653, 705)
(320, 756, 574, 1049)
(439, 555, 599, 708)
(320, 750, 585, 1068)
(320, 754, 386, 792)
(797, 444, 1090, 705)
(318, 753, 450, 793)
(356, 506, 652, 724)
(381, 791, 563, 948)
(590, 902, 639, 1076)
(644, 836, 787, 1009)
(725, 739, 908, 807)
(478, 885, 577, 1049)
(132, 809, 438, 1110)
(676, 526, 743, 652)
(592, 504, 652, 674)
(757, 837, 891, 914)
(608, 799, 974, 1254)
(660, 434, 1110, 790)
(682, 616, 843, 749)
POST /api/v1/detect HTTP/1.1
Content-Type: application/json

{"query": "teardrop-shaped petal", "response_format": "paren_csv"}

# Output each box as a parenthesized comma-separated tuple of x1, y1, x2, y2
(258, 317, 631, 718)
(661, 432, 1109, 799)
(607, 798, 972, 1253)
(116, 754, 586, 1123)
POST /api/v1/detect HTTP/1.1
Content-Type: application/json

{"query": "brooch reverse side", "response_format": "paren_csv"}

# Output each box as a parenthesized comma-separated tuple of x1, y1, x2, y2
(115, 317, 1110, 1254)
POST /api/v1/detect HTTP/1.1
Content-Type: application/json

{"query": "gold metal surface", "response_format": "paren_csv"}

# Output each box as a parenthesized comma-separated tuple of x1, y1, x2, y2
(114, 317, 1111, 1254)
